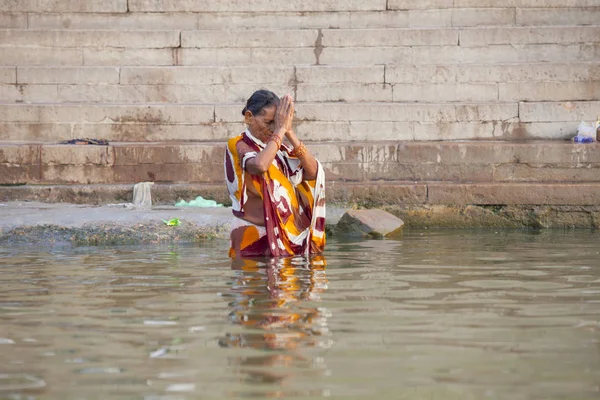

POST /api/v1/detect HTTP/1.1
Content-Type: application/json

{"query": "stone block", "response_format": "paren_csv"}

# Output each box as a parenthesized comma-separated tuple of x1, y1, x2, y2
(196, 11, 352, 30)
(42, 165, 115, 184)
(0, 144, 39, 164)
(327, 182, 427, 205)
(322, 28, 458, 47)
(349, 10, 452, 28)
(113, 163, 224, 183)
(129, 0, 387, 12)
(29, 12, 197, 30)
(18, 67, 120, 85)
(428, 183, 600, 206)
(334, 209, 404, 237)
(451, 8, 515, 27)
(0, 67, 15, 84)
(519, 101, 600, 122)
(0, 29, 180, 48)
(388, 0, 453, 9)
(0, 144, 40, 184)
(414, 44, 582, 64)
(0, 47, 83, 66)
(500, 82, 600, 102)
(120, 66, 294, 85)
(494, 164, 600, 183)
(392, 83, 498, 102)
(517, 7, 600, 26)
(413, 121, 512, 140)
(294, 121, 414, 141)
(320, 47, 413, 65)
(41, 145, 113, 166)
(459, 27, 600, 47)
(0, 123, 74, 142)
(294, 103, 517, 123)
(388, 63, 600, 84)
(177, 48, 315, 66)
(296, 66, 384, 83)
(113, 144, 222, 166)
(0, 0, 127, 12)
(455, 0, 600, 7)
(390, 0, 600, 8)
(359, 162, 494, 182)
(0, 12, 26, 28)
(117, 84, 293, 104)
(0, 84, 59, 103)
(518, 122, 579, 139)
(83, 49, 175, 66)
(182, 29, 318, 48)
(297, 83, 393, 102)
(0, 104, 214, 124)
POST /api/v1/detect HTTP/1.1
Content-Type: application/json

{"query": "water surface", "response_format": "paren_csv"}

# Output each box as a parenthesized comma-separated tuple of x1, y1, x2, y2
(1, 230, 599, 399)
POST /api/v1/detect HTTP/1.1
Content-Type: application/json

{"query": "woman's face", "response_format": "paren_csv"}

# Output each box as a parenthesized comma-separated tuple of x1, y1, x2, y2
(246, 105, 276, 142)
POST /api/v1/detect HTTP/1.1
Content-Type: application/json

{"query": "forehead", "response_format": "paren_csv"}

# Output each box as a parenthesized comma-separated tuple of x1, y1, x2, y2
(258, 105, 276, 120)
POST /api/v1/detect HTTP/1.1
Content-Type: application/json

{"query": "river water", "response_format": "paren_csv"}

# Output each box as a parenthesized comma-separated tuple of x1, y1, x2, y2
(0, 230, 599, 399)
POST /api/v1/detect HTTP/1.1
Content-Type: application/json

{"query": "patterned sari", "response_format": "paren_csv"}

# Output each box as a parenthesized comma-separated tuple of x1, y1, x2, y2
(224, 130, 326, 258)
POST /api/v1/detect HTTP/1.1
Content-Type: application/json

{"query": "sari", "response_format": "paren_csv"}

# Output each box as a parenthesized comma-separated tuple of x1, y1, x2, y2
(224, 130, 326, 258)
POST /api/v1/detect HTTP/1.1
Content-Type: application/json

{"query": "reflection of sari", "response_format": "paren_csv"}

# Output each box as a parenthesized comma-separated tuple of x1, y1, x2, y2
(219, 256, 329, 394)
(224, 130, 326, 258)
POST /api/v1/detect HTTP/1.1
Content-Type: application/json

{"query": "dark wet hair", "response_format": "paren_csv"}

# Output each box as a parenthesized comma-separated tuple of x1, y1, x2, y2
(241, 90, 280, 116)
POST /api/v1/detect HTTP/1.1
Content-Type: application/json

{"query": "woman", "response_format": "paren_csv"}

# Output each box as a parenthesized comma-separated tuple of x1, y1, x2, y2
(224, 90, 326, 258)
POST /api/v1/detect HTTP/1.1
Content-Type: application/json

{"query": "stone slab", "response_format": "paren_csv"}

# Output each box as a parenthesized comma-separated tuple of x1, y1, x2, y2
(120, 66, 295, 85)
(129, 0, 387, 12)
(0, 29, 180, 48)
(519, 101, 600, 122)
(17, 67, 120, 84)
(322, 28, 458, 47)
(334, 209, 404, 237)
(0, 104, 215, 124)
(0, 12, 26, 28)
(0, 47, 83, 66)
(499, 82, 600, 102)
(517, 7, 600, 25)
(181, 29, 318, 48)
(428, 183, 600, 205)
(386, 63, 600, 84)
(83, 48, 175, 66)
(459, 27, 600, 46)
(29, 13, 198, 30)
(0, 0, 127, 12)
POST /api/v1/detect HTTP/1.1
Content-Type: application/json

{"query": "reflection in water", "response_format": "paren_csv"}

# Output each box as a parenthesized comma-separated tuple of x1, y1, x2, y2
(219, 255, 330, 397)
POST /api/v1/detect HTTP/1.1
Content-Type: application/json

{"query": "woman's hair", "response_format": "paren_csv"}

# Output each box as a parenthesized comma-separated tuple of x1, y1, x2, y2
(241, 90, 280, 116)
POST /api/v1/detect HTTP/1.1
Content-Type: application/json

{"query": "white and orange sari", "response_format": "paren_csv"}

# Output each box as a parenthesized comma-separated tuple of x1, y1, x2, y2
(224, 130, 326, 258)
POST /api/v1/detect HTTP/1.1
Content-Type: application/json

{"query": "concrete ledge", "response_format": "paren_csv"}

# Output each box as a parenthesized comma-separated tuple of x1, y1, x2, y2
(2, 181, 600, 207)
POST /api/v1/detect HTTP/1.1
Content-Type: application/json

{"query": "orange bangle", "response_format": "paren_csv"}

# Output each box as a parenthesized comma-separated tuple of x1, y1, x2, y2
(292, 142, 307, 158)
(269, 135, 282, 149)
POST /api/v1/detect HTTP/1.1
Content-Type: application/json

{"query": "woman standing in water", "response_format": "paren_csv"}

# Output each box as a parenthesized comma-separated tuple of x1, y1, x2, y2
(224, 90, 326, 258)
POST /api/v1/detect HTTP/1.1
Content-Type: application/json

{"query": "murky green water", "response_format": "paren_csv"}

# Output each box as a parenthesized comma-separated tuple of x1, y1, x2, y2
(1, 230, 599, 399)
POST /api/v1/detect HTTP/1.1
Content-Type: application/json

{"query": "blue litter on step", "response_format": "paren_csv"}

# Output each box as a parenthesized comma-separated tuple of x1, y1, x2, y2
(175, 196, 223, 208)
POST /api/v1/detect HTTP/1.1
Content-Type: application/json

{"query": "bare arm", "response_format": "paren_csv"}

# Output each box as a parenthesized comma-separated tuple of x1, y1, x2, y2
(285, 129, 318, 181)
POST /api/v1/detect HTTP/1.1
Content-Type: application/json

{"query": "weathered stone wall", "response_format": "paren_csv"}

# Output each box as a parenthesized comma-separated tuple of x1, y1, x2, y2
(0, 0, 598, 142)
(1, 1, 599, 214)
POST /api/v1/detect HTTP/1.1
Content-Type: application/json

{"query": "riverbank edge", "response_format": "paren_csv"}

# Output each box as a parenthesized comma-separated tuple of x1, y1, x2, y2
(1, 202, 597, 246)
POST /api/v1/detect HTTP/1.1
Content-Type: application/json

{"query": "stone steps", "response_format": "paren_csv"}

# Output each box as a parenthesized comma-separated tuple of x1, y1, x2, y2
(4, 8, 600, 30)
(1, 63, 597, 104)
(1, 27, 598, 66)
(2, 140, 599, 186)
(1, 101, 596, 142)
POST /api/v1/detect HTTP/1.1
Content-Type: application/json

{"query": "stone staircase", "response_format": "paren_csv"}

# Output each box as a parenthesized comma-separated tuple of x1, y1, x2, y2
(1, 0, 599, 209)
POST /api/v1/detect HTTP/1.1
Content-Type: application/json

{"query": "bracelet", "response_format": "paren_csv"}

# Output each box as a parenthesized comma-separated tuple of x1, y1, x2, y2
(292, 141, 307, 158)
(268, 135, 282, 149)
